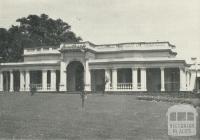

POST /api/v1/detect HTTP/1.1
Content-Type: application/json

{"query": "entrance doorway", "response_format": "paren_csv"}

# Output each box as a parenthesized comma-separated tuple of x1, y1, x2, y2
(67, 61, 84, 91)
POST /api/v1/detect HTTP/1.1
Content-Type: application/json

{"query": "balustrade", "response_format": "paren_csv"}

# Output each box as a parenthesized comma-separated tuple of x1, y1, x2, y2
(30, 84, 52, 91)
(117, 83, 132, 90)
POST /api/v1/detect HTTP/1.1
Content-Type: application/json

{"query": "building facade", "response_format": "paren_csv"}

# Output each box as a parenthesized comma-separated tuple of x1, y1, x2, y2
(0, 41, 199, 93)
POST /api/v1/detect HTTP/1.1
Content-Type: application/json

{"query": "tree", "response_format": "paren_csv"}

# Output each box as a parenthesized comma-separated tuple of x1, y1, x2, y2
(0, 14, 81, 62)
(0, 28, 10, 62)
(0, 26, 31, 62)
(16, 14, 81, 47)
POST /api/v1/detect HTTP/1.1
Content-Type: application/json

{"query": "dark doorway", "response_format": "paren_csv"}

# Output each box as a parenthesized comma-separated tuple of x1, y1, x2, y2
(13, 71, 20, 91)
(3, 71, 10, 91)
(117, 68, 132, 83)
(165, 68, 180, 92)
(91, 69, 105, 92)
(67, 61, 84, 91)
(147, 68, 161, 92)
(30, 71, 42, 84)
(56, 70, 60, 91)
(196, 77, 200, 92)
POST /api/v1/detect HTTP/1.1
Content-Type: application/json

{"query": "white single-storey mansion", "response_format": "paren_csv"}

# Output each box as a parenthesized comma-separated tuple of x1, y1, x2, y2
(0, 41, 199, 93)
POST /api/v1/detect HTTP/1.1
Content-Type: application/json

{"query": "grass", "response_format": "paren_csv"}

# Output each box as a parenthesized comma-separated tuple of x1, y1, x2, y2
(0, 93, 199, 139)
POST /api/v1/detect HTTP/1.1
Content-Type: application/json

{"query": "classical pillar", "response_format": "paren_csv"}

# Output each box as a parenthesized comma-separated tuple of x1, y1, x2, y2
(141, 68, 147, 91)
(59, 61, 67, 91)
(112, 69, 117, 90)
(132, 68, 138, 90)
(85, 60, 91, 91)
(180, 68, 186, 91)
(186, 71, 190, 91)
(20, 71, 25, 91)
(25, 70, 30, 91)
(42, 70, 47, 91)
(50, 70, 56, 91)
(105, 69, 111, 91)
(0, 71, 3, 91)
(189, 71, 196, 91)
(160, 68, 165, 91)
(9, 70, 14, 92)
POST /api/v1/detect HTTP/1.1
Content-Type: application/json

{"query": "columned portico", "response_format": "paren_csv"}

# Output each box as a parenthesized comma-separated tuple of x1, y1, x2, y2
(102, 67, 180, 92)
(0, 71, 3, 91)
(0, 67, 187, 93)
(9, 71, 14, 92)
(160, 68, 165, 91)
(140, 68, 147, 91)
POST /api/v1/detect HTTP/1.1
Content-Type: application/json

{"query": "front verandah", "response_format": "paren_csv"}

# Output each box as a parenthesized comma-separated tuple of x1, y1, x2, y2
(0, 70, 60, 92)
(90, 67, 182, 92)
(29, 70, 60, 92)
(90, 68, 143, 92)
(0, 67, 186, 93)
(146, 68, 180, 92)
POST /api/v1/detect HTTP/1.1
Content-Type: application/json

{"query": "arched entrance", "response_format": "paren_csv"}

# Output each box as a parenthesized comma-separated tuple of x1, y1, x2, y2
(67, 61, 84, 91)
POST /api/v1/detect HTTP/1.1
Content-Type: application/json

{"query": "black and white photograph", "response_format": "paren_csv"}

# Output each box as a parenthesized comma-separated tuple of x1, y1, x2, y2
(0, 0, 200, 139)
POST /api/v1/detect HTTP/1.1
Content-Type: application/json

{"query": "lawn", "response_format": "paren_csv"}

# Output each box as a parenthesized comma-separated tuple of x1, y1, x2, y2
(0, 93, 199, 140)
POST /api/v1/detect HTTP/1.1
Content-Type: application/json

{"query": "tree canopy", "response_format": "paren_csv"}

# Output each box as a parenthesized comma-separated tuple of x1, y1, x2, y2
(0, 14, 81, 62)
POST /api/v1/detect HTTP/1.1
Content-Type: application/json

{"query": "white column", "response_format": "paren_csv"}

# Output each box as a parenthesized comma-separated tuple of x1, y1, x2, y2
(190, 71, 196, 91)
(20, 71, 25, 91)
(85, 60, 91, 91)
(141, 68, 147, 91)
(25, 70, 30, 91)
(180, 68, 186, 91)
(112, 69, 117, 90)
(160, 68, 165, 91)
(50, 70, 56, 91)
(0, 71, 3, 91)
(9, 70, 14, 92)
(132, 68, 138, 90)
(186, 71, 190, 91)
(105, 69, 111, 91)
(59, 61, 67, 91)
(42, 70, 47, 91)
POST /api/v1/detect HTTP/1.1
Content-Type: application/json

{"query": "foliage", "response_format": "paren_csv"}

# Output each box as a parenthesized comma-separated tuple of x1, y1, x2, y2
(0, 27, 24, 62)
(0, 14, 81, 62)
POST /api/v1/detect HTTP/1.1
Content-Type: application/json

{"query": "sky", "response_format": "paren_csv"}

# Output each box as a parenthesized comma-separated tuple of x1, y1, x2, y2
(0, 0, 200, 62)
